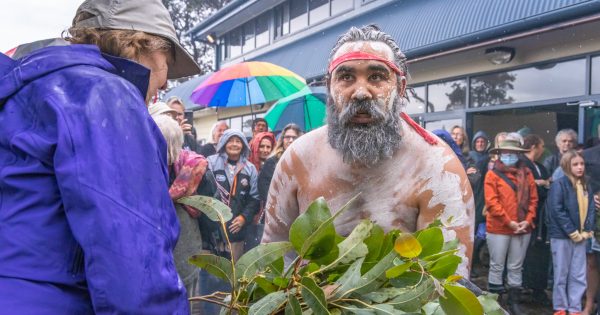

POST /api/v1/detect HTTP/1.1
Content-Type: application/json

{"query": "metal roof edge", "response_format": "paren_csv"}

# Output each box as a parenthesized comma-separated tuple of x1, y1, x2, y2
(405, 0, 600, 58)
(184, 0, 249, 37)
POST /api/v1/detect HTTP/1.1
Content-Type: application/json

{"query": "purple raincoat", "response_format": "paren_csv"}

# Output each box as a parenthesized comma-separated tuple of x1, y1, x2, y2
(0, 45, 188, 314)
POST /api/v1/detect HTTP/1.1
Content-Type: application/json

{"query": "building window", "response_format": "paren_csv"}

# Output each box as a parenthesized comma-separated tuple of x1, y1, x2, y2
(274, 3, 290, 39)
(406, 86, 426, 114)
(425, 118, 463, 132)
(331, 0, 353, 15)
(255, 12, 270, 48)
(470, 58, 586, 107)
(309, 0, 329, 25)
(218, 37, 227, 61)
(592, 56, 600, 95)
(229, 28, 242, 58)
(290, 0, 308, 33)
(428, 79, 467, 112)
(242, 21, 255, 53)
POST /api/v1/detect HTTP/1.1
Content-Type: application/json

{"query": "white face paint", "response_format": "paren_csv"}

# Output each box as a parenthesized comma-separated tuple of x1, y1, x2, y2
(333, 41, 395, 61)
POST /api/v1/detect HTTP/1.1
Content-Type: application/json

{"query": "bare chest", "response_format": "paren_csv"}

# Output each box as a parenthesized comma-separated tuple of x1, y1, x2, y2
(295, 160, 422, 236)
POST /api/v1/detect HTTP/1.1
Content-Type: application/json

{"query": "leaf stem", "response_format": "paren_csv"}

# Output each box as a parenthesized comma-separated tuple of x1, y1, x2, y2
(188, 296, 233, 309)
(218, 213, 237, 314)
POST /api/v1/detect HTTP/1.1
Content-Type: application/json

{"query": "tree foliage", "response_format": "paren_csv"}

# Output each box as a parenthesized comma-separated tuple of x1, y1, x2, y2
(161, 0, 231, 78)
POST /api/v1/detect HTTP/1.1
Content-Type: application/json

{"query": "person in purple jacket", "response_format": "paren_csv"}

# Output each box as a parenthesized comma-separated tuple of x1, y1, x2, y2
(0, 0, 200, 314)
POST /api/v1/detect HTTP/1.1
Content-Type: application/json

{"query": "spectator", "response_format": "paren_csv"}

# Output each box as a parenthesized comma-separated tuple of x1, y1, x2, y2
(245, 131, 276, 251)
(199, 121, 229, 157)
(583, 139, 600, 315)
(248, 132, 276, 172)
(205, 129, 260, 260)
(451, 125, 471, 156)
(167, 95, 199, 152)
(544, 129, 578, 176)
(547, 150, 595, 315)
(521, 134, 552, 306)
(469, 130, 490, 165)
(469, 130, 495, 275)
(258, 124, 303, 205)
(149, 103, 216, 297)
(249, 118, 269, 141)
(484, 138, 538, 314)
(0, 0, 200, 312)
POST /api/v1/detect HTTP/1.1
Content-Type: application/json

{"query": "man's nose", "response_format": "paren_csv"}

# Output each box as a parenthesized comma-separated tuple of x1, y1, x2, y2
(350, 85, 373, 101)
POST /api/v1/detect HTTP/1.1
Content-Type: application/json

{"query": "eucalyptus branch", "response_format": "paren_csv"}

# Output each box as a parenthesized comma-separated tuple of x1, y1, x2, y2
(217, 213, 236, 314)
(188, 296, 233, 309)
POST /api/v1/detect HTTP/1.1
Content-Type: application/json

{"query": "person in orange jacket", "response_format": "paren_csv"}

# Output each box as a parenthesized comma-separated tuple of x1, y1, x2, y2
(484, 136, 538, 314)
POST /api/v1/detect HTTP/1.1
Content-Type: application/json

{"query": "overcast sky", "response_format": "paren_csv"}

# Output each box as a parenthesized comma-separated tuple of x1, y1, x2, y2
(0, 0, 82, 52)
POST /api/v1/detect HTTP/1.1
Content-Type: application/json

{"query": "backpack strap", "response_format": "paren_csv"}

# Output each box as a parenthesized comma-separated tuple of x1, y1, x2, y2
(492, 169, 517, 192)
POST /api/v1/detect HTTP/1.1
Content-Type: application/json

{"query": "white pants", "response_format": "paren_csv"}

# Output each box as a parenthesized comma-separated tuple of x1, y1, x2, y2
(487, 233, 531, 288)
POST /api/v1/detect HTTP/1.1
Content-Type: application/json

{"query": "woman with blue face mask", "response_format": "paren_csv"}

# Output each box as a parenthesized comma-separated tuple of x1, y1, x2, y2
(484, 138, 539, 314)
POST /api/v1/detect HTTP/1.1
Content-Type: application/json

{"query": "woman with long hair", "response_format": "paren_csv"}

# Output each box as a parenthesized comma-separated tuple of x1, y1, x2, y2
(258, 124, 304, 204)
(547, 150, 595, 315)
(451, 125, 470, 156)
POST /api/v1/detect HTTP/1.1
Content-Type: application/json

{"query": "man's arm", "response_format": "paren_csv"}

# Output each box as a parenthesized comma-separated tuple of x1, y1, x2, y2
(261, 149, 300, 243)
(416, 146, 475, 276)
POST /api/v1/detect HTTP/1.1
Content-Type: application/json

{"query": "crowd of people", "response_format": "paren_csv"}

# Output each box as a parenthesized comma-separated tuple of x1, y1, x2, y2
(446, 125, 600, 315)
(1, 0, 599, 314)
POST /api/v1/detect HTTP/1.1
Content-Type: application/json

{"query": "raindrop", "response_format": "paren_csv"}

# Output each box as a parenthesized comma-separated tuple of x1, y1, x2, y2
(101, 118, 107, 128)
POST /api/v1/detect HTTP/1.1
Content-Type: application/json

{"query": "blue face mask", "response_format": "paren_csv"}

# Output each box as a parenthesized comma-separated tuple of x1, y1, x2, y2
(500, 153, 519, 166)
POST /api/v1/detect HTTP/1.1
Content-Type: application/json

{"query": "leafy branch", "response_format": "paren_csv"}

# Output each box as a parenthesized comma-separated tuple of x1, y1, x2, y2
(182, 195, 503, 315)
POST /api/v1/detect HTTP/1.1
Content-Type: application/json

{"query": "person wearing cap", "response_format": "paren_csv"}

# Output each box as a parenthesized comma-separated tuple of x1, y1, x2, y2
(261, 25, 475, 277)
(0, 0, 200, 313)
(484, 135, 538, 314)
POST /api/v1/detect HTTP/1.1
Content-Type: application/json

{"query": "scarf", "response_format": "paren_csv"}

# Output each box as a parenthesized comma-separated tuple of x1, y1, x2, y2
(494, 159, 530, 222)
(248, 132, 275, 172)
(169, 150, 208, 218)
(576, 180, 588, 230)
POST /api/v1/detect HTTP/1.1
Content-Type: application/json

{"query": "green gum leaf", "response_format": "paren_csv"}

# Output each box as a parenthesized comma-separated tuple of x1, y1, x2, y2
(177, 195, 233, 222)
(439, 284, 484, 315)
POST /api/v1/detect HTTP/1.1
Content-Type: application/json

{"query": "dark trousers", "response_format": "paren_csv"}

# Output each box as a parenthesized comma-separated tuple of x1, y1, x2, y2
(523, 238, 551, 291)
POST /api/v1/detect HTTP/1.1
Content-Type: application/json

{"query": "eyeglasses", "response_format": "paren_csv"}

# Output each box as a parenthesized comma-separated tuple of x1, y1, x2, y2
(283, 136, 298, 141)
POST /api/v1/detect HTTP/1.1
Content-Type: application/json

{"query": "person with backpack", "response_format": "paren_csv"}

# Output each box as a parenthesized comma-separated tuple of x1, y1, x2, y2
(484, 137, 539, 314)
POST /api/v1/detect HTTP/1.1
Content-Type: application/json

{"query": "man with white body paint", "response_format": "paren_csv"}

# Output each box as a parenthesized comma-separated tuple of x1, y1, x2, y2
(261, 25, 475, 275)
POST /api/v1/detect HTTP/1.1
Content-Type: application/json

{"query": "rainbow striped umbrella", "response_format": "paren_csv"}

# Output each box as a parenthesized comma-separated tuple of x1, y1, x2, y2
(190, 61, 307, 108)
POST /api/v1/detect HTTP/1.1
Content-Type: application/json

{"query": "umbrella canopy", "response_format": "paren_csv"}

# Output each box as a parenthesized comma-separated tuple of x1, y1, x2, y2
(163, 73, 211, 110)
(191, 61, 306, 108)
(264, 86, 327, 133)
(4, 38, 68, 59)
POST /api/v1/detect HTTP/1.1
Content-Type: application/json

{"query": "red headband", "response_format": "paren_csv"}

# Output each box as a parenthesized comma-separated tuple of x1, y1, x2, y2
(328, 51, 404, 76)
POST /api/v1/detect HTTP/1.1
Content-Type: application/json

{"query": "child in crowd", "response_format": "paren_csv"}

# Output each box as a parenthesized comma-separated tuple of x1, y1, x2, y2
(547, 150, 596, 315)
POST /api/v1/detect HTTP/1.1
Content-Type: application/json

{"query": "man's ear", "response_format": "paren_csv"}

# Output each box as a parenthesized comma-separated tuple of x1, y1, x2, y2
(397, 76, 407, 97)
(325, 74, 331, 93)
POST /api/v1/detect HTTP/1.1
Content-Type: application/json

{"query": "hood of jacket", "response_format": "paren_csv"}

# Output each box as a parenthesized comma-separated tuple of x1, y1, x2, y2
(0, 44, 150, 105)
(471, 130, 490, 152)
(216, 129, 251, 159)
